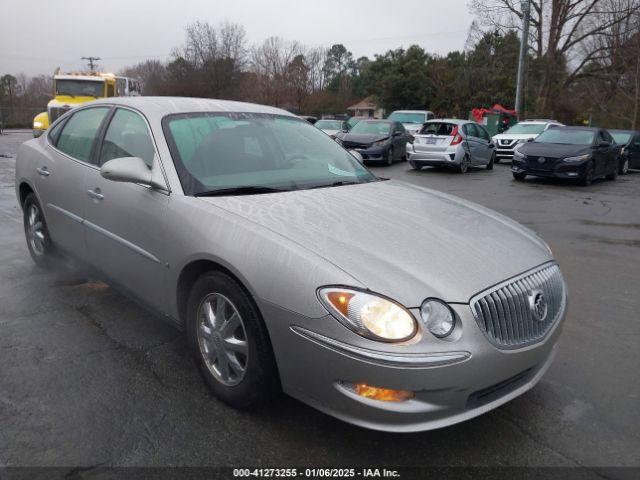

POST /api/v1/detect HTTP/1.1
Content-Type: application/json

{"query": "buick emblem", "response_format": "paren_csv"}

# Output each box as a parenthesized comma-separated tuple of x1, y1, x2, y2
(537, 157, 546, 164)
(528, 289, 548, 322)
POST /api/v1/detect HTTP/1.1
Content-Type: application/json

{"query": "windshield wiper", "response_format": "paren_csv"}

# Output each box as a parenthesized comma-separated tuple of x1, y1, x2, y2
(308, 180, 364, 190)
(194, 186, 290, 197)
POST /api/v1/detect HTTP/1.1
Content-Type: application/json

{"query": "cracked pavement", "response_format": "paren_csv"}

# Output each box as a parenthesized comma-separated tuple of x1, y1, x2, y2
(0, 131, 639, 473)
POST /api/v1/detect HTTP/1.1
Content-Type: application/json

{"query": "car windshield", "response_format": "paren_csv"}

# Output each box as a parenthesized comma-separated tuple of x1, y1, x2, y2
(55, 79, 104, 97)
(611, 132, 633, 144)
(316, 120, 343, 130)
(535, 129, 595, 145)
(505, 123, 547, 135)
(350, 121, 391, 135)
(164, 112, 379, 195)
(419, 122, 457, 135)
(388, 112, 426, 124)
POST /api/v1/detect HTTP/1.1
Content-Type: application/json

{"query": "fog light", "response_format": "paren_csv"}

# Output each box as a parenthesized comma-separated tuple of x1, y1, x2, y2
(354, 383, 414, 402)
(420, 299, 455, 337)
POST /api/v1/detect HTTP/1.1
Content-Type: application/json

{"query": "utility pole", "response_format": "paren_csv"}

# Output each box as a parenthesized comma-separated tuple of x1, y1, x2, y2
(514, 0, 531, 118)
(81, 56, 101, 71)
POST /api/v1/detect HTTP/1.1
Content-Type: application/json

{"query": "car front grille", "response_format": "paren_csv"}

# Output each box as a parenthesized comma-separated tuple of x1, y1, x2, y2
(342, 141, 371, 150)
(470, 263, 566, 349)
(499, 139, 518, 147)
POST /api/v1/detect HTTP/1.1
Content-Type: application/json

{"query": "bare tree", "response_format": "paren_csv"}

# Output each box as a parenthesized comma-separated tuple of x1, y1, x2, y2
(470, 0, 640, 114)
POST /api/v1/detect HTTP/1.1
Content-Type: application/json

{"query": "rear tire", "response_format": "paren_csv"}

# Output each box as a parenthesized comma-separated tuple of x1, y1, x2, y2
(23, 193, 55, 269)
(186, 271, 279, 409)
(457, 155, 470, 174)
(487, 152, 495, 170)
(410, 161, 421, 170)
(513, 172, 527, 181)
(606, 165, 618, 181)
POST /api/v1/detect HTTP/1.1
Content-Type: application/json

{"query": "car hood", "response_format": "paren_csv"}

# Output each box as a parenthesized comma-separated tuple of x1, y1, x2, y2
(494, 133, 538, 141)
(199, 180, 552, 306)
(519, 142, 591, 158)
(402, 123, 422, 132)
(341, 133, 388, 144)
(320, 129, 340, 137)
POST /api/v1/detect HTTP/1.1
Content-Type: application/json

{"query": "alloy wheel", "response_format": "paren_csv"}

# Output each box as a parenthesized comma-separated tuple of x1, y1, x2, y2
(621, 158, 629, 175)
(197, 293, 249, 386)
(27, 203, 46, 256)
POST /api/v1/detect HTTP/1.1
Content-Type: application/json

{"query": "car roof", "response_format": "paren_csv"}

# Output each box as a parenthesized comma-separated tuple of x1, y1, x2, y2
(609, 129, 638, 134)
(425, 119, 468, 125)
(557, 126, 600, 131)
(390, 110, 434, 114)
(520, 119, 559, 124)
(360, 119, 392, 123)
(86, 96, 295, 118)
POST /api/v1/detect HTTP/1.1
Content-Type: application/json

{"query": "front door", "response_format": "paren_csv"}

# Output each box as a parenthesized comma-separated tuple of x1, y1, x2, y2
(83, 107, 170, 313)
(38, 106, 111, 260)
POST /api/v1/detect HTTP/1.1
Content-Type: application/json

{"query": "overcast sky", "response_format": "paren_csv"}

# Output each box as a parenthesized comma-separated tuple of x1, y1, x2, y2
(2, 0, 473, 76)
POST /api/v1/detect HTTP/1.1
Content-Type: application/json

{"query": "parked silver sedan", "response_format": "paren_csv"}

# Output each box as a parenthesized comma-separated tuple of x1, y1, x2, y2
(16, 97, 566, 432)
(408, 119, 496, 173)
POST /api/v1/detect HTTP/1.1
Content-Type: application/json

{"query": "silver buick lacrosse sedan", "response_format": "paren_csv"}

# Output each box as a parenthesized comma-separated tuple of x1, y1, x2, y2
(15, 97, 567, 432)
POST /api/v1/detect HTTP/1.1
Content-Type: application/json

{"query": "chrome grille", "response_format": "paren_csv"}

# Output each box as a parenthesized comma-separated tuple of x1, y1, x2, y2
(471, 263, 565, 349)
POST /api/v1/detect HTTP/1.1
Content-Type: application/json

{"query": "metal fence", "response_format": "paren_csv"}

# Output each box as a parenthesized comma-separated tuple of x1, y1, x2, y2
(0, 106, 45, 129)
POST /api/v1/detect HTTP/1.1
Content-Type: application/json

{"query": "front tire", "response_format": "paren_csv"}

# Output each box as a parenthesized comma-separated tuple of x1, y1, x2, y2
(186, 271, 279, 409)
(619, 158, 629, 175)
(486, 152, 495, 170)
(23, 193, 55, 268)
(513, 171, 527, 181)
(581, 162, 595, 186)
(606, 164, 618, 181)
(386, 147, 394, 166)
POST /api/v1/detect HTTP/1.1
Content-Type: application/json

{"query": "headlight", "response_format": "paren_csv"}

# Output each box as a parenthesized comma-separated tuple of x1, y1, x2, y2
(563, 154, 589, 163)
(334, 137, 343, 146)
(33, 121, 43, 128)
(318, 287, 418, 342)
(371, 139, 389, 148)
(513, 149, 525, 159)
(420, 299, 455, 338)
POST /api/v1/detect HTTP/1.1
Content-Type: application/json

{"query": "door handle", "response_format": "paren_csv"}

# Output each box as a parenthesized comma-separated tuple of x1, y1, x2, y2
(36, 167, 50, 177)
(87, 188, 104, 201)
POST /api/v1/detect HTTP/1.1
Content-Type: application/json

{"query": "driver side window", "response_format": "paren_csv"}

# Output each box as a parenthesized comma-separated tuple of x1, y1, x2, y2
(99, 108, 155, 168)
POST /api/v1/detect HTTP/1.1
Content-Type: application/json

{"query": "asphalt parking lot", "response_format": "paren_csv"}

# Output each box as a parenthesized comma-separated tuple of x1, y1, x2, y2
(0, 131, 639, 474)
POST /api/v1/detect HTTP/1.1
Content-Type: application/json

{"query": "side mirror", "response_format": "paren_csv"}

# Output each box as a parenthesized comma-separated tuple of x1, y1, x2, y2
(100, 157, 163, 189)
(393, 131, 402, 137)
(594, 141, 610, 149)
(349, 150, 364, 162)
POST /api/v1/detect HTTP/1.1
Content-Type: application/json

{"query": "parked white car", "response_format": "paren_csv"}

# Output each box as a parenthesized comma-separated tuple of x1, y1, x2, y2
(493, 120, 563, 163)
(387, 110, 435, 134)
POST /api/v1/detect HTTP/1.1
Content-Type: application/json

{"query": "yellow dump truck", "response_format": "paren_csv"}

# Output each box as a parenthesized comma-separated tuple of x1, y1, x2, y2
(32, 72, 141, 137)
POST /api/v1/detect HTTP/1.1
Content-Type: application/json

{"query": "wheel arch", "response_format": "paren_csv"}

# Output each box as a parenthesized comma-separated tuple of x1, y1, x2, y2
(18, 181, 36, 209)
(175, 257, 258, 329)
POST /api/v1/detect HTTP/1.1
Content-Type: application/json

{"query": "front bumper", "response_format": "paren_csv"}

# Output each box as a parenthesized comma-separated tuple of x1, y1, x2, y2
(512, 157, 589, 179)
(354, 145, 388, 161)
(260, 295, 566, 432)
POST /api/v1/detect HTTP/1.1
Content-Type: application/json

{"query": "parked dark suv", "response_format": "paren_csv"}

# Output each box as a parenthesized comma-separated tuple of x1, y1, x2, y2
(511, 126, 619, 186)
(610, 129, 640, 175)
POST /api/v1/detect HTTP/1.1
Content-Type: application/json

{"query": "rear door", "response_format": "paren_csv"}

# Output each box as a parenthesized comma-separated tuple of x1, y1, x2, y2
(463, 123, 484, 164)
(39, 106, 111, 260)
(83, 106, 170, 313)
(475, 124, 494, 164)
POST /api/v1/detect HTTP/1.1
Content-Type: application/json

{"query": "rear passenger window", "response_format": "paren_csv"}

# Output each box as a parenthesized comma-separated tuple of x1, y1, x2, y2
(56, 107, 110, 163)
(464, 123, 478, 137)
(99, 108, 155, 168)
